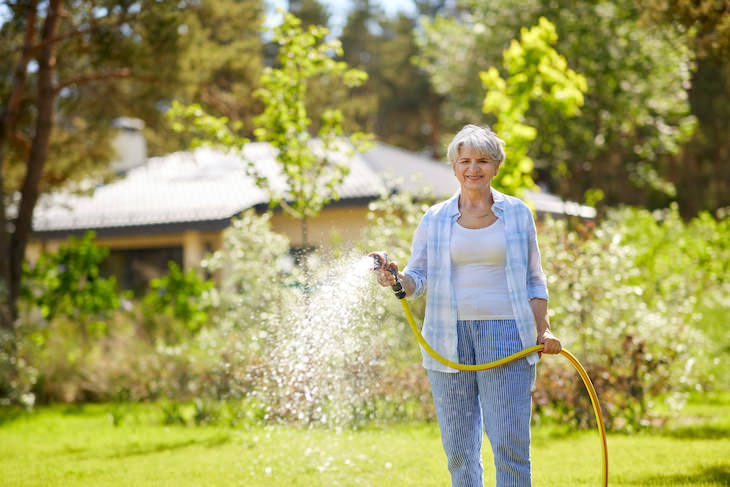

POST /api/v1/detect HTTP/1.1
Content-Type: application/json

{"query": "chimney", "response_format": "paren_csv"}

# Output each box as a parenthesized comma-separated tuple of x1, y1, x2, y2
(110, 117, 147, 173)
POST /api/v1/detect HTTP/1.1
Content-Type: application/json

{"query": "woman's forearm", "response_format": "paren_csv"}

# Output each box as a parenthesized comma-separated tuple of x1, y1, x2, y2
(529, 297, 550, 335)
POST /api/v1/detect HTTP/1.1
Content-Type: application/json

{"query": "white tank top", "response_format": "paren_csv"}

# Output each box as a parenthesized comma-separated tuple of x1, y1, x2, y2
(450, 219, 515, 320)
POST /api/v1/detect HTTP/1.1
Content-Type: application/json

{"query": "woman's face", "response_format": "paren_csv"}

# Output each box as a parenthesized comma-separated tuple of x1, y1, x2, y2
(452, 145, 500, 192)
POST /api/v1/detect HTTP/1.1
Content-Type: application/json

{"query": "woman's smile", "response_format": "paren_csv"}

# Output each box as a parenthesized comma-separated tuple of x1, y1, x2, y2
(453, 146, 499, 191)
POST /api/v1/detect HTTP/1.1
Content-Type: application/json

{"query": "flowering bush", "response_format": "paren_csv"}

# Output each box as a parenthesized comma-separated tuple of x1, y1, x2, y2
(5, 198, 726, 432)
(534, 206, 726, 430)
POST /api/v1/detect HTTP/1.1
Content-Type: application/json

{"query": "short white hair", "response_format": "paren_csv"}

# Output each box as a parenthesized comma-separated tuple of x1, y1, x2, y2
(446, 124, 506, 165)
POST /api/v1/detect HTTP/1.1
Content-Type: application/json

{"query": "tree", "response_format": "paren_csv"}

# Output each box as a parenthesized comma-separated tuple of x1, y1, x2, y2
(147, 0, 265, 155)
(638, 0, 730, 216)
(171, 11, 372, 248)
(338, 0, 442, 155)
(253, 11, 372, 246)
(641, 0, 730, 60)
(480, 17, 587, 196)
(288, 0, 330, 29)
(0, 0, 263, 327)
(415, 0, 696, 210)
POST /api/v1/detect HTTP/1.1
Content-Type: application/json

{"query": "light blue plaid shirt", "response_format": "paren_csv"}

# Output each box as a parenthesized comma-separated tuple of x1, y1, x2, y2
(403, 188, 549, 372)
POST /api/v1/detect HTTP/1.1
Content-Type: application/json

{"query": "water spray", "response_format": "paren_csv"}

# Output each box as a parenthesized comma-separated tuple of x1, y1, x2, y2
(369, 251, 609, 486)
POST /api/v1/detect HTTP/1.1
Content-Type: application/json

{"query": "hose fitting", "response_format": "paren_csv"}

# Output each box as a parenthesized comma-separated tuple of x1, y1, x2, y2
(368, 251, 406, 299)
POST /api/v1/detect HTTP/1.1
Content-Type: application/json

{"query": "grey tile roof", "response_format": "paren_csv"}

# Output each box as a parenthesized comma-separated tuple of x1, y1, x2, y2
(31, 141, 593, 235)
(360, 143, 595, 218)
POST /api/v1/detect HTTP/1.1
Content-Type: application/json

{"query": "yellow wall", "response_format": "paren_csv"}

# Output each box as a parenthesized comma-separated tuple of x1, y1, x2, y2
(270, 206, 370, 248)
(27, 231, 222, 272)
(28, 205, 372, 269)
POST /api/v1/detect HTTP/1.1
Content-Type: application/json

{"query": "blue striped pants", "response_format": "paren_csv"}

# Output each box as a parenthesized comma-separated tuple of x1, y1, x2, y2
(427, 320, 536, 487)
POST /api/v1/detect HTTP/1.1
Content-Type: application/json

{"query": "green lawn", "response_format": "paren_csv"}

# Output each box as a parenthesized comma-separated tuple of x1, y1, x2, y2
(1, 395, 729, 487)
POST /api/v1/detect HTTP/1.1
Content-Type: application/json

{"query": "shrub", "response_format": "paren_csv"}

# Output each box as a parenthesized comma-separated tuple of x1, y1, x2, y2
(140, 261, 214, 343)
(534, 207, 724, 431)
(2, 232, 122, 406)
(21, 231, 120, 337)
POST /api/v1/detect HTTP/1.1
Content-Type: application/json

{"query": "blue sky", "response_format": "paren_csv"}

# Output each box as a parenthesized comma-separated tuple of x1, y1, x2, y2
(266, 0, 417, 34)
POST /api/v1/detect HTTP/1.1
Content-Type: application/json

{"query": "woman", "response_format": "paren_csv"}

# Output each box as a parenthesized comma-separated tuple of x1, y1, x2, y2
(375, 124, 561, 487)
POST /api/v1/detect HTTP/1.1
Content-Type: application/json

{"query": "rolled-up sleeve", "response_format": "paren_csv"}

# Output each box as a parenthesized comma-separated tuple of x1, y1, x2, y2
(525, 210, 549, 301)
(404, 214, 428, 298)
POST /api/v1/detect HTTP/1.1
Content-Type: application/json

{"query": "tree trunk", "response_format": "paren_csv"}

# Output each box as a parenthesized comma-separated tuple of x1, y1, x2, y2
(0, 0, 38, 329)
(8, 0, 62, 322)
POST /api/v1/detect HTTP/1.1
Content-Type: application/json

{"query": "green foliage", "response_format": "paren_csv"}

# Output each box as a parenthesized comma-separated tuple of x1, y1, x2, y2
(480, 17, 587, 195)
(150, 0, 264, 154)
(415, 0, 697, 209)
(21, 232, 120, 329)
(253, 10, 373, 223)
(641, 0, 730, 60)
(201, 210, 294, 337)
(5, 199, 729, 431)
(637, 2, 730, 216)
(289, 0, 331, 29)
(170, 11, 374, 244)
(536, 207, 729, 430)
(141, 261, 214, 338)
(4, 233, 121, 405)
(338, 1, 439, 153)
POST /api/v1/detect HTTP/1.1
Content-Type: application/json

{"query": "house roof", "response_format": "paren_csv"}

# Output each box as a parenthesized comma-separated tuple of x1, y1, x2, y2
(31, 141, 594, 237)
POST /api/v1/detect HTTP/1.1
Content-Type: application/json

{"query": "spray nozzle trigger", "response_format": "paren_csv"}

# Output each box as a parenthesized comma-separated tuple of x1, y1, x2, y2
(368, 251, 394, 275)
(368, 251, 406, 299)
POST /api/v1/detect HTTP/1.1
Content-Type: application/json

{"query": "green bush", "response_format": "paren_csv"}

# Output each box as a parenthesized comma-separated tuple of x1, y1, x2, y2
(2, 232, 122, 406)
(6, 199, 726, 432)
(21, 231, 120, 335)
(356, 196, 727, 430)
(141, 261, 214, 343)
(535, 206, 728, 431)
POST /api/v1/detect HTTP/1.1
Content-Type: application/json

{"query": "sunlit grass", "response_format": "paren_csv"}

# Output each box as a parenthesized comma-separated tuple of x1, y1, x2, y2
(1, 395, 728, 487)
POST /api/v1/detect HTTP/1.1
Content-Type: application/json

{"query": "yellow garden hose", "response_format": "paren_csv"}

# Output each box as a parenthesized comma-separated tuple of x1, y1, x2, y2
(398, 297, 609, 487)
(369, 251, 608, 485)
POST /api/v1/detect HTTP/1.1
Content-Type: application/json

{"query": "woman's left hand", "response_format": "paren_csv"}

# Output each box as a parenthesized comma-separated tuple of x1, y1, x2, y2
(538, 330, 562, 355)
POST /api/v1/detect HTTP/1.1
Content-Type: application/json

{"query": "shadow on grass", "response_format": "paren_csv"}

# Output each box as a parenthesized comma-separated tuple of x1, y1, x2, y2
(663, 424, 730, 440)
(104, 434, 232, 459)
(626, 464, 730, 485)
(0, 408, 27, 427)
(55, 434, 232, 459)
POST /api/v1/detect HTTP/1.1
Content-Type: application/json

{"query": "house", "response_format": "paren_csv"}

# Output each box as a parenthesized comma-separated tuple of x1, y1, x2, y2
(29, 124, 594, 292)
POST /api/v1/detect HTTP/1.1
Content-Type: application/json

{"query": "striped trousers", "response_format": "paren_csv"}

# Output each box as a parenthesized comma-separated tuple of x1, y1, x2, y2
(427, 319, 536, 487)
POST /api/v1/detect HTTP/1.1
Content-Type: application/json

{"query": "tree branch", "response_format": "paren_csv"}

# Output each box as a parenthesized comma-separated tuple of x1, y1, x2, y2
(55, 69, 158, 93)
(9, 9, 140, 57)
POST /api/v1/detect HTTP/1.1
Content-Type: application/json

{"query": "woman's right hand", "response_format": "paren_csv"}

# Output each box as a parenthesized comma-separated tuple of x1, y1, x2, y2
(375, 260, 399, 288)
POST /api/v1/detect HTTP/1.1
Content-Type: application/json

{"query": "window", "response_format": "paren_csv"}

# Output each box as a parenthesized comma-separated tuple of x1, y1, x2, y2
(101, 246, 183, 295)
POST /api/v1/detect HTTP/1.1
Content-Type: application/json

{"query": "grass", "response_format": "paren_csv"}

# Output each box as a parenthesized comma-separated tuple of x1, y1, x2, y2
(1, 394, 729, 487)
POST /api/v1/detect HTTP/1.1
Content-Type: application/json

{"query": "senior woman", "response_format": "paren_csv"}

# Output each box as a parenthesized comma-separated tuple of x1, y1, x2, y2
(375, 124, 561, 487)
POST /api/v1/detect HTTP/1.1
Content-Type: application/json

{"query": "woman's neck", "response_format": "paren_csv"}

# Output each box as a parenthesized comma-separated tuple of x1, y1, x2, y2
(459, 186, 493, 211)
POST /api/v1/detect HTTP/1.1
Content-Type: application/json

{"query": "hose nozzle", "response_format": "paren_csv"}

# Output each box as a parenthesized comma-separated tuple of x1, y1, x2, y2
(368, 251, 392, 274)
(368, 251, 406, 299)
